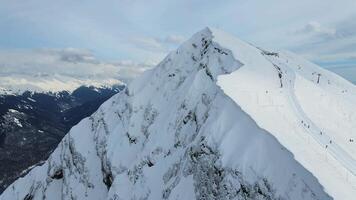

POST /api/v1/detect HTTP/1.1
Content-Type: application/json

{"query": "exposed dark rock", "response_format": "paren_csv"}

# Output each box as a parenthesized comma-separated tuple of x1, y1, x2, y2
(0, 85, 124, 193)
(51, 169, 63, 179)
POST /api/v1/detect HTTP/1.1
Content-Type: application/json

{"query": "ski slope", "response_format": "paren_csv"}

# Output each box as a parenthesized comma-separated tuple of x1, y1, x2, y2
(215, 28, 356, 199)
(265, 54, 356, 176)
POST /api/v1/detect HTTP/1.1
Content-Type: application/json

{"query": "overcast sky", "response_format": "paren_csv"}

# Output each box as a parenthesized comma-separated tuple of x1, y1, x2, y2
(0, 0, 355, 82)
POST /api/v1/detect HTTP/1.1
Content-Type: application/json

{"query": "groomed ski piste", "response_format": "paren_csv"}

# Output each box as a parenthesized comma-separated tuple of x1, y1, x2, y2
(216, 28, 356, 199)
(265, 53, 356, 177)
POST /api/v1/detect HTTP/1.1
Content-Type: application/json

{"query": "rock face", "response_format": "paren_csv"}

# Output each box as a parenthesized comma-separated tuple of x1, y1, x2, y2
(0, 85, 124, 193)
(0, 28, 332, 199)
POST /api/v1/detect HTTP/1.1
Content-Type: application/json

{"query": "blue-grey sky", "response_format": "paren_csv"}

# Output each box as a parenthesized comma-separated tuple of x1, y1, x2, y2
(1, 0, 356, 82)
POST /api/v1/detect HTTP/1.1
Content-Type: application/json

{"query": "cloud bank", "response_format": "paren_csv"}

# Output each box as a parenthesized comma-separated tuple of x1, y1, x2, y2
(0, 48, 151, 81)
(0, 48, 152, 94)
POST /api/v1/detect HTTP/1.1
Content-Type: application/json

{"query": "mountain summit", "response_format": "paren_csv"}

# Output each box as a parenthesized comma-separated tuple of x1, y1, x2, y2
(1, 28, 355, 199)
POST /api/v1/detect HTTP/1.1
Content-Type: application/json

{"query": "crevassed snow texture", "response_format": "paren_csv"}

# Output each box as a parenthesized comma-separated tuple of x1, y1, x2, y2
(0, 28, 331, 200)
(215, 28, 356, 200)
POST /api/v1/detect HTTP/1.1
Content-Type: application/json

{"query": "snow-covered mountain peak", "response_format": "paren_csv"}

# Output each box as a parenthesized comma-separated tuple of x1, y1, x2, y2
(1, 28, 355, 199)
(128, 27, 242, 98)
(153, 27, 239, 76)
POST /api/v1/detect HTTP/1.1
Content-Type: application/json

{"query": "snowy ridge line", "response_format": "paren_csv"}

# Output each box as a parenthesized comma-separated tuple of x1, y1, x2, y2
(265, 54, 356, 178)
(0, 28, 332, 200)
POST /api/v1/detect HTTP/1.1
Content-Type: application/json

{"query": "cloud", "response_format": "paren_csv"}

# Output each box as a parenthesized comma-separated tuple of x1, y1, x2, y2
(286, 16, 356, 71)
(293, 21, 336, 39)
(161, 35, 185, 45)
(327, 65, 356, 84)
(131, 37, 165, 52)
(0, 48, 152, 82)
(1, 0, 356, 85)
(131, 34, 185, 52)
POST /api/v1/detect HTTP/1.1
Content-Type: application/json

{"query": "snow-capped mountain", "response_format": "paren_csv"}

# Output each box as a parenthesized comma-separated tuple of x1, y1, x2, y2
(0, 84, 124, 193)
(1, 28, 355, 199)
(0, 73, 122, 95)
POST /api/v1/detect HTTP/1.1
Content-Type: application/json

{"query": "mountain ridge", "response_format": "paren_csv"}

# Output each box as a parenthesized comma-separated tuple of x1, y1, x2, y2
(2, 27, 354, 199)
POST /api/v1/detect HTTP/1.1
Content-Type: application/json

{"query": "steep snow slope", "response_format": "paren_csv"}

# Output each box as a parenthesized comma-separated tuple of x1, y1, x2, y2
(215, 29, 356, 199)
(0, 28, 332, 199)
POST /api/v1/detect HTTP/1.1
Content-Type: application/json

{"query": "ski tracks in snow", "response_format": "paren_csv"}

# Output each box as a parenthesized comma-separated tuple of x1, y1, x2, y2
(267, 56, 356, 177)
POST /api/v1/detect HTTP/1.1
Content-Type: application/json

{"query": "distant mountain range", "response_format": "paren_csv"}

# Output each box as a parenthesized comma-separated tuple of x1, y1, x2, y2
(0, 84, 124, 192)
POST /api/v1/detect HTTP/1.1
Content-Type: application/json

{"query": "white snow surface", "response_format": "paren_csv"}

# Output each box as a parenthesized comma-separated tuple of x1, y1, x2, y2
(215, 28, 356, 199)
(1, 28, 352, 199)
(13, 117, 23, 127)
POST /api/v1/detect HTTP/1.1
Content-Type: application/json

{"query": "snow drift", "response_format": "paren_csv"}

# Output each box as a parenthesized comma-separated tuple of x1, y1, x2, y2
(1, 28, 355, 199)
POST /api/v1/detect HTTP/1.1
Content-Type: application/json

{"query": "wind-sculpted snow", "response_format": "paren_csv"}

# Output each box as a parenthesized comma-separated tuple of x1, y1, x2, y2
(1, 28, 331, 199)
